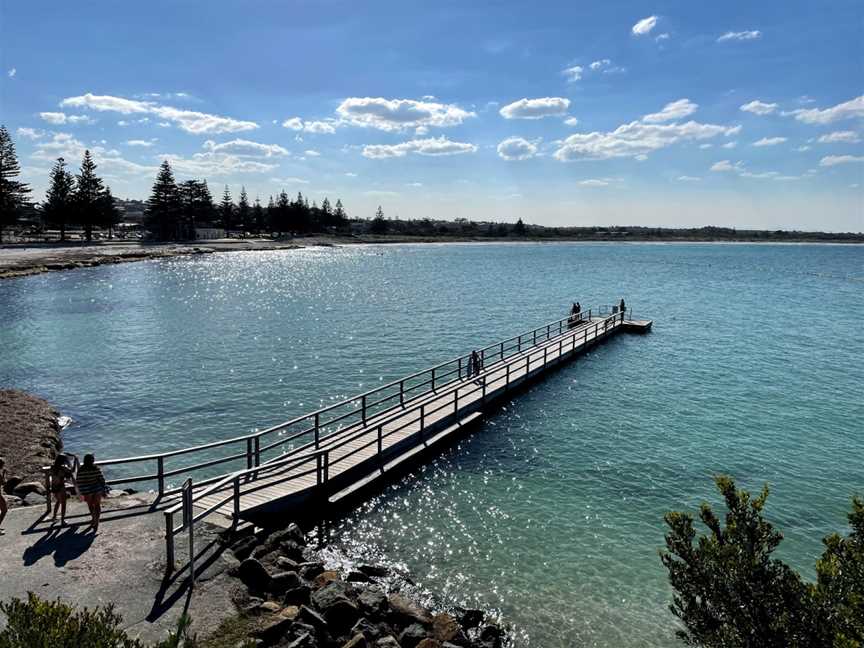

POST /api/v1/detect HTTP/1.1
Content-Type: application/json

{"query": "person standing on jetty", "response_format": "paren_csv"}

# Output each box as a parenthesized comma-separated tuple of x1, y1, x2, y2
(619, 298, 626, 315)
(0, 457, 7, 536)
(75, 454, 107, 533)
(49, 455, 77, 527)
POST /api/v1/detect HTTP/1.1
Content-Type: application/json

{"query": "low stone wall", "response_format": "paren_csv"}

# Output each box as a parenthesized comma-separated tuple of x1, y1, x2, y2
(0, 389, 64, 505)
(220, 523, 506, 648)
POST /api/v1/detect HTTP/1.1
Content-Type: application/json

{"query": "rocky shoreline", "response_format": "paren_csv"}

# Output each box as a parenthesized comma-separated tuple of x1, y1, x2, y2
(217, 521, 505, 648)
(0, 389, 65, 505)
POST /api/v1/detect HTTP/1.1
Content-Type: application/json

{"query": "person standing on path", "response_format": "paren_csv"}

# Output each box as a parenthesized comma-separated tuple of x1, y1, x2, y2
(49, 455, 77, 527)
(75, 454, 107, 533)
(0, 457, 7, 535)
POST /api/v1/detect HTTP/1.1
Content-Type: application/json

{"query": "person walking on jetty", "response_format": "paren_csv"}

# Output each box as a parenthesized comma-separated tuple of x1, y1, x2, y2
(75, 454, 107, 533)
(619, 298, 626, 315)
(469, 350, 484, 385)
(0, 457, 7, 536)
(49, 455, 77, 527)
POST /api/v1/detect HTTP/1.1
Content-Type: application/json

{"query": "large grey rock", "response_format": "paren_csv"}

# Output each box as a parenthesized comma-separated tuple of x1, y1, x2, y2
(22, 492, 45, 506)
(253, 605, 299, 643)
(351, 618, 383, 642)
(431, 613, 468, 645)
(357, 588, 388, 617)
(358, 564, 390, 578)
(269, 570, 304, 593)
(388, 594, 432, 627)
(238, 558, 271, 592)
(341, 633, 367, 648)
(477, 625, 503, 648)
(398, 623, 428, 648)
(298, 605, 328, 633)
(312, 581, 359, 633)
(375, 638, 400, 648)
(456, 608, 483, 630)
(14, 481, 46, 497)
(283, 584, 312, 606)
(299, 561, 325, 580)
(231, 535, 259, 560)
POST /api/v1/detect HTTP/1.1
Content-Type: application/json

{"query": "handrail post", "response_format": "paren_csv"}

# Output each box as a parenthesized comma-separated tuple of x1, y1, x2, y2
(500, 341, 504, 360)
(420, 404, 425, 432)
(458, 357, 462, 379)
(544, 346, 548, 365)
(517, 335, 522, 352)
(533, 329, 536, 345)
(506, 362, 510, 386)
(431, 368, 436, 391)
(399, 380, 405, 406)
(253, 436, 260, 467)
(157, 456, 165, 498)
(361, 395, 367, 424)
(377, 424, 383, 455)
(316, 453, 322, 486)
(323, 452, 329, 483)
(186, 482, 195, 587)
(314, 412, 320, 448)
(233, 475, 240, 522)
(246, 438, 253, 470)
(164, 510, 175, 573)
(454, 387, 459, 413)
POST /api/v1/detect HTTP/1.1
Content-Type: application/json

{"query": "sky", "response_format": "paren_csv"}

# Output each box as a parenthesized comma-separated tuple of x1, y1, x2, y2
(1, 0, 862, 231)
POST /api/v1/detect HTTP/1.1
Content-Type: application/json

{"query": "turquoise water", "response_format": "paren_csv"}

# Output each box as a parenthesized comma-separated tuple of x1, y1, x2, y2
(1, 243, 862, 646)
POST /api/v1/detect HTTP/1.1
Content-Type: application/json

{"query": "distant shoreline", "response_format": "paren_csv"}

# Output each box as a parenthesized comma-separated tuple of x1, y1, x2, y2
(1, 234, 861, 280)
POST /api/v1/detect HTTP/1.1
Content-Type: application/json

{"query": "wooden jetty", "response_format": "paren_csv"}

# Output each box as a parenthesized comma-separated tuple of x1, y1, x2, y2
(44, 304, 651, 568)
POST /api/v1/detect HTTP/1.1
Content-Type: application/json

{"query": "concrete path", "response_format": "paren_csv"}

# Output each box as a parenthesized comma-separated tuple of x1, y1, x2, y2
(0, 495, 240, 643)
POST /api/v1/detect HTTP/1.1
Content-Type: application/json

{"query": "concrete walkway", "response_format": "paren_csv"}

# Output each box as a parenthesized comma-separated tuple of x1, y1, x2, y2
(0, 495, 240, 643)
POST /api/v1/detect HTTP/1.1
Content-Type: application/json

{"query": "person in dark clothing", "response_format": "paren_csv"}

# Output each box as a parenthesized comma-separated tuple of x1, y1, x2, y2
(0, 457, 7, 536)
(619, 298, 626, 316)
(49, 455, 77, 526)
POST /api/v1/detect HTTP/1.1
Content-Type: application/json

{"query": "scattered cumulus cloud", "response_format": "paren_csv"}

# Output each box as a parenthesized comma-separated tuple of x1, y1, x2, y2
(642, 99, 698, 123)
(819, 155, 864, 167)
(159, 150, 278, 176)
(304, 149, 321, 157)
(711, 160, 743, 172)
(500, 97, 570, 120)
(677, 176, 701, 182)
(60, 93, 258, 135)
(717, 30, 762, 43)
(786, 95, 864, 124)
(655, 33, 670, 42)
(125, 139, 157, 147)
(344, 172, 358, 177)
(7, 68, 16, 78)
(578, 179, 609, 187)
(753, 137, 787, 147)
(817, 131, 861, 144)
(796, 145, 812, 152)
(39, 112, 95, 125)
(16, 127, 45, 139)
(202, 138, 289, 157)
(282, 117, 337, 134)
(562, 66, 583, 82)
(31, 132, 156, 176)
(721, 141, 738, 149)
(564, 117, 580, 127)
(497, 137, 538, 160)
(362, 136, 478, 159)
(740, 100, 778, 115)
(269, 176, 310, 185)
(632, 16, 658, 36)
(336, 97, 475, 132)
(554, 119, 739, 161)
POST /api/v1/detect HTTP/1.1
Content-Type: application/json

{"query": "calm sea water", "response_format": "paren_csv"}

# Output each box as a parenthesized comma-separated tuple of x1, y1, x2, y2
(1, 243, 862, 646)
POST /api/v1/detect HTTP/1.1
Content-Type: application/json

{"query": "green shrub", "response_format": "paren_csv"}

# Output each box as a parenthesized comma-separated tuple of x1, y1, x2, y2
(661, 476, 863, 648)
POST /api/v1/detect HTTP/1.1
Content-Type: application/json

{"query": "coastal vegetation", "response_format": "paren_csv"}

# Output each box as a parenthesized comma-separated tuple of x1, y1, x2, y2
(2, 127, 862, 245)
(662, 476, 863, 647)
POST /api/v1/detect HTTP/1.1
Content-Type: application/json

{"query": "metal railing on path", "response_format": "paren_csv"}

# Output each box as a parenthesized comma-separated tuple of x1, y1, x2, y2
(163, 307, 635, 575)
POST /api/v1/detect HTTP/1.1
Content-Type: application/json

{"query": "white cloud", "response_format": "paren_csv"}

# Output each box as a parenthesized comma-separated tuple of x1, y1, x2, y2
(740, 100, 778, 115)
(721, 141, 738, 149)
(562, 66, 583, 82)
(497, 137, 538, 160)
(202, 138, 289, 157)
(60, 93, 258, 134)
(819, 155, 864, 167)
(7, 68, 16, 78)
(39, 112, 95, 125)
(817, 130, 861, 144)
(699, 144, 713, 149)
(159, 151, 278, 176)
(589, 59, 610, 71)
(344, 172, 358, 177)
(711, 160, 742, 172)
(269, 176, 310, 184)
(126, 139, 157, 147)
(16, 127, 45, 140)
(785, 95, 864, 125)
(677, 176, 701, 181)
(578, 179, 609, 187)
(336, 97, 475, 132)
(642, 99, 698, 123)
(717, 30, 762, 42)
(304, 149, 321, 157)
(31, 132, 156, 176)
(796, 145, 812, 152)
(632, 16, 658, 35)
(362, 136, 478, 159)
(281, 117, 337, 134)
(753, 137, 787, 147)
(655, 33, 670, 42)
(564, 117, 580, 126)
(555, 119, 739, 161)
(500, 97, 571, 120)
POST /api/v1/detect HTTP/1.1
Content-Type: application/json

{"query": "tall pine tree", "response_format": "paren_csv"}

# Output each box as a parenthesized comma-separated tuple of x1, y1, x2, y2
(333, 199, 347, 224)
(99, 186, 121, 239)
(220, 185, 234, 233)
(237, 186, 250, 234)
(74, 150, 104, 242)
(43, 157, 76, 241)
(0, 125, 31, 242)
(252, 197, 264, 235)
(144, 161, 181, 240)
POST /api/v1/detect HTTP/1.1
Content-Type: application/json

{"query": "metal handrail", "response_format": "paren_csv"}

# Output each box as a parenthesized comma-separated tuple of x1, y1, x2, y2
(87, 308, 603, 496)
(163, 310, 629, 575)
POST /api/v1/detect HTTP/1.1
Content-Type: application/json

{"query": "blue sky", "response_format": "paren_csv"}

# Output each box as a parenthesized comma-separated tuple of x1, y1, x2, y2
(1, 0, 862, 230)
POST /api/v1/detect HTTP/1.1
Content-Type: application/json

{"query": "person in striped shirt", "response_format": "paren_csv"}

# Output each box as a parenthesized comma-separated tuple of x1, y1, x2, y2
(76, 454, 107, 533)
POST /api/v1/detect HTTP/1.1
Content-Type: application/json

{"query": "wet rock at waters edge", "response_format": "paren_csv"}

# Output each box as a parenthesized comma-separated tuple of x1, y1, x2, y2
(312, 570, 340, 589)
(477, 625, 503, 648)
(357, 564, 390, 578)
(238, 558, 272, 592)
(357, 588, 388, 617)
(280, 539, 306, 561)
(455, 608, 484, 630)
(277, 556, 300, 571)
(268, 570, 304, 593)
(375, 637, 400, 648)
(398, 623, 429, 648)
(312, 581, 360, 632)
(283, 631, 316, 648)
(254, 606, 299, 644)
(351, 618, 383, 642)
(416, 640, 443, 648)
(431, 613, 468, 645)
(346, 571, 371, 583)
(341, 633, 367, 648)
(299, 561, 325, 580)
(297, 605, 328, 633)
(388, 594, 432, 626)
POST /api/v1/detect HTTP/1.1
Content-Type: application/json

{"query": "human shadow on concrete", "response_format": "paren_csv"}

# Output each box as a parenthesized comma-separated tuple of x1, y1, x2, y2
(22, 525, 97, 567)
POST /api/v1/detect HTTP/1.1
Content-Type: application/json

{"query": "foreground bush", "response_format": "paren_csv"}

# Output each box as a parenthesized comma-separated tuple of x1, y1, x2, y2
(0, 594, 193, 648)
(661, 476, 863, 647)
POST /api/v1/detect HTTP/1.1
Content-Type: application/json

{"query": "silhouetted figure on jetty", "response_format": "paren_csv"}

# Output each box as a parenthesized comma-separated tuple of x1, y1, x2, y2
(0, 457, 7, 535)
